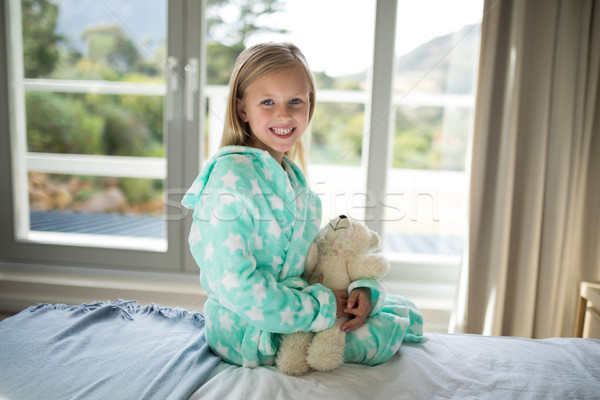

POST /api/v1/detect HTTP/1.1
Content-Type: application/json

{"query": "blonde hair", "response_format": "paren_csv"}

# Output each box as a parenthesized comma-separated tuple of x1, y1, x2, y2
(220, 42, 316, 172)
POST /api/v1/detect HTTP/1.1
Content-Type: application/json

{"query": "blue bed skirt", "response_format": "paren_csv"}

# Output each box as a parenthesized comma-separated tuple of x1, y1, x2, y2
(0, 300, 221, 400)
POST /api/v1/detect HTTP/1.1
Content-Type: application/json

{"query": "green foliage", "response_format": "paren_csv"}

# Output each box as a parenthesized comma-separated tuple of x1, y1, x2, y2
(393, 107, 442, 170)
(26, 92, 103, 154)
(101, 103, 153, 157)
(310, 103, 364, 166)
(207, 42, 245, 85)
(119, 178, 161, 204)
(21, 0, 61, 78)
(206, 0, 286, 45)
(81, 24, 141, 77)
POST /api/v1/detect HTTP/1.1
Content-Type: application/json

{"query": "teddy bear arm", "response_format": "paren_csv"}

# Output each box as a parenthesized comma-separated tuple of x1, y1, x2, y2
(347, 253, 390, 281)
(302, 242, 319, 281)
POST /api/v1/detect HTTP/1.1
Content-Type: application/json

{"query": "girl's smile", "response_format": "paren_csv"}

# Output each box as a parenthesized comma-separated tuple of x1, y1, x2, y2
(236, 63, 311, 164)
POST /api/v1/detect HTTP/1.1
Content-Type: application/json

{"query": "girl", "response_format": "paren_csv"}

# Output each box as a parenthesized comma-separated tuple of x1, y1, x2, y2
(182, 42, 424, 370)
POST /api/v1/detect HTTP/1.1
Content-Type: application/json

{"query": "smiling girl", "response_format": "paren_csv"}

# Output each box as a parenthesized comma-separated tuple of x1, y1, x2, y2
(181, 43, 422, 372)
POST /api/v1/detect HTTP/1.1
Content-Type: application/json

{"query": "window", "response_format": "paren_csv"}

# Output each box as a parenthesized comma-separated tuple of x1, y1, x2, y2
(1, 0, 483, 330)
(1, 0, 203, 270)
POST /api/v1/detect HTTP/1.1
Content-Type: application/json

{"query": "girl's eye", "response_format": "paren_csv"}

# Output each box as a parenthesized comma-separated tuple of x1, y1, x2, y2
(290, 98, 301, 105)
(262, 100, 274, 105)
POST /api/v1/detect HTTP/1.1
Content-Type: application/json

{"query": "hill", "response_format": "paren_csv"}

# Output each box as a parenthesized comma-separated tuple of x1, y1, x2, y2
(332, 23, 481, 94)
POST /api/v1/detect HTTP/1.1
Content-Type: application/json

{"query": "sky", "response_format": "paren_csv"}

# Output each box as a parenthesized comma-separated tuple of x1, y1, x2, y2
(245, 0, 485, 77)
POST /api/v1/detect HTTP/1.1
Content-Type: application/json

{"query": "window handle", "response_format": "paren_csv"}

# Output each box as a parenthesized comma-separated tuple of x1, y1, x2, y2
(166, 56, 179, 121)
(185, 58, 199, 121)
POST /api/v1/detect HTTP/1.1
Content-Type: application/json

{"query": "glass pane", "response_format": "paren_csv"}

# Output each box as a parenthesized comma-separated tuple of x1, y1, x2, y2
(25, 92, 164, 157)
(23, 0, 167, 81)
(385, 0, 483, 257)
(204, 0, 375, 223)
(29, 172, 165, 239)
(20, 0, 168, 249)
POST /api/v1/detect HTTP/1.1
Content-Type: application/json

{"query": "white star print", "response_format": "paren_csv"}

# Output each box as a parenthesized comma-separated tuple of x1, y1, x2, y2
(215, 343, 230, 358)
(232, 154, 252, 166)
(270, 256, 282, 270)
(221, 170, 240, 189)
(312, 314, 331, 331)
(220, 272, 240, 291)
(262, 165, 273, 181)
(269, 195, 283, 211)
(187, 180, 203, 197)
(246, 306, 264, 322)
(223, 233, 244, 254)
(302, 297, 314, 314)
(279, 307, 296, 326)
(204, 241, 214, 261)
(219, 313, 235, 331)
(352, 323, 372, 341)
(366, 348, 377, 359)
(189, 222, 202, 243)
(317, 291, 331, 306)
(252, 283, 267, 301)
(296, 194, 305, 211)
(250, 179, 262, 196)
(268, 219, 281, 239)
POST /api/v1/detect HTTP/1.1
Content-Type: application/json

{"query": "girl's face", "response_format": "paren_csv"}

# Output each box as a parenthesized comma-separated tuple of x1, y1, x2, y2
(237, 63, 311, 164)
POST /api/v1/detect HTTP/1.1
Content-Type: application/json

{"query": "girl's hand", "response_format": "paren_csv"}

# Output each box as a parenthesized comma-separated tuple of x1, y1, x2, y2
(332, 290, 349, 318)
(340, 288, 372, 332)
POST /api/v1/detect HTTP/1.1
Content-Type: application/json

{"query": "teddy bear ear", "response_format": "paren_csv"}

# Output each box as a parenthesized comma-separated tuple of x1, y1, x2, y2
(370, 230, 382, 249)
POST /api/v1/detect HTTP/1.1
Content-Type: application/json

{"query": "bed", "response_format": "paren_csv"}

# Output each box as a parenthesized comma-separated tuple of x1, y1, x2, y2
(1, 300, 599, 399)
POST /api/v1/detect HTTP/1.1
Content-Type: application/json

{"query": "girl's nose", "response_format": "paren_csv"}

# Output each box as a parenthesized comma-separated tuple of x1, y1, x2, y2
(276, 104, 292, 120)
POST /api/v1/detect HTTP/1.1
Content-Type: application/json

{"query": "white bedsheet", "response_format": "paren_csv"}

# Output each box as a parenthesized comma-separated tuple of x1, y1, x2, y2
(191, 333, 600, 399)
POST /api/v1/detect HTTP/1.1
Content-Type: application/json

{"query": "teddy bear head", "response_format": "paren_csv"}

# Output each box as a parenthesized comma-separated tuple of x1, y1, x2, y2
(303, 215, 388, 289)
(316, 215, 381, 257)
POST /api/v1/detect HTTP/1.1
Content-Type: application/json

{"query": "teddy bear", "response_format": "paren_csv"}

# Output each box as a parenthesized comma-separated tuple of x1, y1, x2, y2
(276, 215, 390, 376)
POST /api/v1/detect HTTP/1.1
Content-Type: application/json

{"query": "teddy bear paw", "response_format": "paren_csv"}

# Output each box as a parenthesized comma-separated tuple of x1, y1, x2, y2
(276, 354, 310, 376)
(306, 333, 345, 372)
(276, 332, 313, 376)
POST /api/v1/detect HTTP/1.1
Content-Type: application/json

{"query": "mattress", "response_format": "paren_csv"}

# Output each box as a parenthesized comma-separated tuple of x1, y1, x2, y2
(192, 332, 600, 399)
(1, 300, 598, 399)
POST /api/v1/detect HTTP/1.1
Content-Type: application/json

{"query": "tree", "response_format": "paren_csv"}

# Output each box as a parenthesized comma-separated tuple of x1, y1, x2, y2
(21, 0, 61, 78)
(206, 0, 286, 45)
(206, 0, 288, 84)
(81, 24, 142, 76)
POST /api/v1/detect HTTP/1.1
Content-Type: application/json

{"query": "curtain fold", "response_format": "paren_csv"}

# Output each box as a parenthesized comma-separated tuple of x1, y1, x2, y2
(456, 0, 600, 338)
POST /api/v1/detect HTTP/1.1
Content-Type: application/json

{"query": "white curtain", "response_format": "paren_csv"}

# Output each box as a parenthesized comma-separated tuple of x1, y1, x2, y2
(454, 0, 600, 338)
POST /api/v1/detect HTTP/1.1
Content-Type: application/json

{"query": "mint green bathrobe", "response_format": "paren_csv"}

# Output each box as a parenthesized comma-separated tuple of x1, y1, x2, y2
(182, 146, 425, 368)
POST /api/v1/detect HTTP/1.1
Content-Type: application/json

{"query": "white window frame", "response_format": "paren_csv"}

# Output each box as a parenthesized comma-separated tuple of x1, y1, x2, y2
(0, 0, 205, 272)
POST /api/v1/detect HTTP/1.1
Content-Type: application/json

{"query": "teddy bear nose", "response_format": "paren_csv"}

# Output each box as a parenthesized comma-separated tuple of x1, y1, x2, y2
(339, 215, 347, 219)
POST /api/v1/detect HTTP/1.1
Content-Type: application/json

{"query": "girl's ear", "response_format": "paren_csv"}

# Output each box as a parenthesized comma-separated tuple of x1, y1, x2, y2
(236, 98, 248, 122)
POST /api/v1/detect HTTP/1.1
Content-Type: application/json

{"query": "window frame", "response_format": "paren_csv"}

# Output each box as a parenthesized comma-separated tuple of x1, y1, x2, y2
(0, 0, 204, 273)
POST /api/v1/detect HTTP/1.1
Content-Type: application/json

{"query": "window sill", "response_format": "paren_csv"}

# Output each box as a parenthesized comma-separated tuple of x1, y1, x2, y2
(0, 261, 455, 332)
(0, 261, 205, 314)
